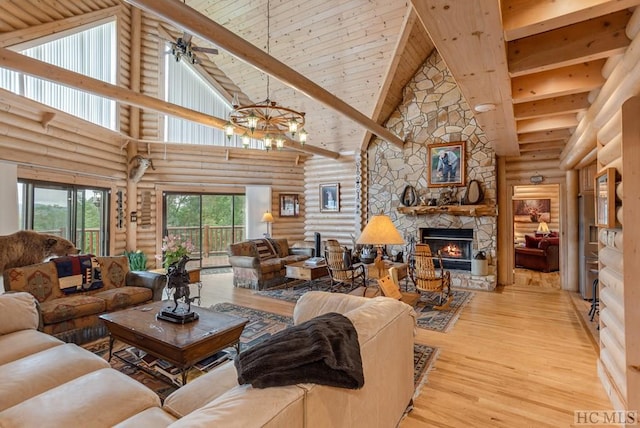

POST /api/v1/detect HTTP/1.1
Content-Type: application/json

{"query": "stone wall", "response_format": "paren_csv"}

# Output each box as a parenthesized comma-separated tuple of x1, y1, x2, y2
(367, 50, 497, 290)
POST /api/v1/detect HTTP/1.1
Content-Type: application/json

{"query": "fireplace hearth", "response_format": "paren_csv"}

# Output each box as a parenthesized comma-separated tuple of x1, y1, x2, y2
(420, 228, 473, 271)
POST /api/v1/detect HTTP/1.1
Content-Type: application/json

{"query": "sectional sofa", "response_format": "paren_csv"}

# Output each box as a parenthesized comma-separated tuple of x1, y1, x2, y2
(0, 290, 416, 427)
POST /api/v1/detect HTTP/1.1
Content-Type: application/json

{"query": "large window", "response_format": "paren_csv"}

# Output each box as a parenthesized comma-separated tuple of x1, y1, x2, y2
(163, 192, 245, 268)
(18, 181, 110, 255)
(163, 50, 263, 149)
(0, 20, 117, 129)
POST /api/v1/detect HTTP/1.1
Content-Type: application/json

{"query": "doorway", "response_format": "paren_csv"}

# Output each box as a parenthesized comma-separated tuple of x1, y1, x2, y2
(512, 184, 561, 288)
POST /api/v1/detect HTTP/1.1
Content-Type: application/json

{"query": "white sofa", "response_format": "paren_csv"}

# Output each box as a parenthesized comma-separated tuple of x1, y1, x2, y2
(0, 290, 416, 427)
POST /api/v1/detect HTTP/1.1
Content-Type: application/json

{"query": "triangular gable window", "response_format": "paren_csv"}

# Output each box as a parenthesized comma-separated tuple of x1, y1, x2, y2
(164, 50, 248, 148)
(0, 20, 117, 130)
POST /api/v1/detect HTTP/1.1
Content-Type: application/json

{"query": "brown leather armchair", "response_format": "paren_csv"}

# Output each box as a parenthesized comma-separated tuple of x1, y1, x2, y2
(515, 235, 559, 272)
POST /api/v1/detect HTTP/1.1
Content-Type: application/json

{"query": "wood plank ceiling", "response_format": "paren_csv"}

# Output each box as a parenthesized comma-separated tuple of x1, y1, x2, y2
(0, 0, 639, 161)
(412, 0, 639, 159)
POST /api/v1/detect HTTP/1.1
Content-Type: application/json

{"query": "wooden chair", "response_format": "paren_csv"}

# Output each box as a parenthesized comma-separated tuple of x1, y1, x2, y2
(378, 267, 420, 307)
(324, 244, 366, 293)
(410, 243, 451, 310)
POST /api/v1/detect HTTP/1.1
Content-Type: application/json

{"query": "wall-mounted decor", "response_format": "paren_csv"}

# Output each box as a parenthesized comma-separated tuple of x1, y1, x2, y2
(513, 199, 551, 223)
(320, 183, 339, 212)
(595, 168, 616, 228)
(279, 194, 300, 217)
(427, 142, 466, 187)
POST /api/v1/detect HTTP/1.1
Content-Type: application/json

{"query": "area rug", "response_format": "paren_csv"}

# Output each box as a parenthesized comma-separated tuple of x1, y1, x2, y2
(210, 302, 438, 388)
(86, 303, 438, 399)
(254, 279, 473, 333)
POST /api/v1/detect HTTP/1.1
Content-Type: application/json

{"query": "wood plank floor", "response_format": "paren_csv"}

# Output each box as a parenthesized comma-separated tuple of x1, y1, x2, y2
(196, 273, 612, 428)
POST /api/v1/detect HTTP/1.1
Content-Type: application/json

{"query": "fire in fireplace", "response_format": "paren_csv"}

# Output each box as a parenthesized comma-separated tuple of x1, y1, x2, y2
(419, 228, 473, 271)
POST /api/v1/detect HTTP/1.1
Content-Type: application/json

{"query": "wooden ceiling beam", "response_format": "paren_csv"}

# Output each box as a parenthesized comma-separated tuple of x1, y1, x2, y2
(502, 0, 640, 41)
(0, 47, 339, 159)
(513, 93, 590, 120)
(124, 0, 405, 149)
(508, 10, 631, 77)
(516, 114, 579, 134)
(410, 0, 519, 156)
(518, 140, 566, 152)
(518, 129, 572, 143)
(512, 59, 607, 103)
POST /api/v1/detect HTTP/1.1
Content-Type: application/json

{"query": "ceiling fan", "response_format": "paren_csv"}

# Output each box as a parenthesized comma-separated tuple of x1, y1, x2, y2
(169, 31, 218, 64)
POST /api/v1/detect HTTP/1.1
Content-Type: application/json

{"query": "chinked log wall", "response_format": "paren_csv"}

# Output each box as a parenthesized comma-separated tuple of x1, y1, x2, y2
(304, 154, 359, 247)
(593, 96, 639, 413)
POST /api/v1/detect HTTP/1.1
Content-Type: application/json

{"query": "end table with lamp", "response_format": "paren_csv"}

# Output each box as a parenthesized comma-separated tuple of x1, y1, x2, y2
(356, 212, 405, 283)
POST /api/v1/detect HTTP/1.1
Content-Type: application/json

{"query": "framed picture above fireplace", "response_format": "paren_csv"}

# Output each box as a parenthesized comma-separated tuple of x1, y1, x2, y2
(427, 142, 466, 187)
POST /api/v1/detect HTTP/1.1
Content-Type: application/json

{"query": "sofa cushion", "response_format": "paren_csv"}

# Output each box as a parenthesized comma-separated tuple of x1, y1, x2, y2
(0, 291, 39, 334)
(40, 295, 106, 325)
(168, 384, 304, 428)
(538, 237, 560, 250)
(524, 234, 542, 248)
(52, 255, 103, 294)
(0, 368, 161, 427)
(0, 329, 64, 366)
(164, 361, 239, 418)
(3, 261, 64, 302)
(270, 239, 290, 258)
(260, 258, 284, 274)
(254, 239, 277, 260)
(96, 256, 130, 289)
(0, 343, 110, 411)
(113, 407, 178, 427)
(92, 286, 152, 311)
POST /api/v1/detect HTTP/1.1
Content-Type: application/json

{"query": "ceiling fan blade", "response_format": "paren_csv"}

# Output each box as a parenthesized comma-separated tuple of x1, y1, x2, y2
(191, 47, 219, 55)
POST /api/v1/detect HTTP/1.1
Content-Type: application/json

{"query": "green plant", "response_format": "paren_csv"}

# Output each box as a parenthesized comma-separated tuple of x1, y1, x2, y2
(124, 250, 147, 271)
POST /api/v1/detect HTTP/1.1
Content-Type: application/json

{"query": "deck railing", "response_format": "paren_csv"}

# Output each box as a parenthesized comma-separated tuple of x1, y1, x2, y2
(39, 228, 101, 255)
(166, 225, 245, 257)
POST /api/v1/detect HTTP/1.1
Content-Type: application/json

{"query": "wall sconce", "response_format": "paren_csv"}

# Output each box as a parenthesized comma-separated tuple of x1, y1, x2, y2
(130, 211, 138, 223)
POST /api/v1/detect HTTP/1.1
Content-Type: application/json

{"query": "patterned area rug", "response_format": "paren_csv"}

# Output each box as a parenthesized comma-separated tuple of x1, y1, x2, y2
(85, 303, 438, 399)
(254, 279, 473, 333)
(210, 303, 438, 388)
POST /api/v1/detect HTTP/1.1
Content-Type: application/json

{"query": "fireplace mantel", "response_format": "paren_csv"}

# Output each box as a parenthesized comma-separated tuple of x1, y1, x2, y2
(397, 204, 497, 217)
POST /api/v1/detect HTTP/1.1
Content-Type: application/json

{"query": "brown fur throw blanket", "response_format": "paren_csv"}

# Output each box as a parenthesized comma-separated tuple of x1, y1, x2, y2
(234, 312, 364, 389)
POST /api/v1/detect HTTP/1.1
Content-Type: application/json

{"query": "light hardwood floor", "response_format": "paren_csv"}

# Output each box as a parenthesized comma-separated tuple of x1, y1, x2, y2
(196, 273, 611, 428)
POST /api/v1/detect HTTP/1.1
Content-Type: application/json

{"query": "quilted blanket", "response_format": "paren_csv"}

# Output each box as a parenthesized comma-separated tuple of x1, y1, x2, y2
(234, 312, 364, 389)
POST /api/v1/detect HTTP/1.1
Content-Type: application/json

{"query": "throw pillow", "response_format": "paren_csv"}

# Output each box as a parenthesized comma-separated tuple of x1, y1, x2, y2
(254, 239, 276, 260)
(524, 235, 541, 248)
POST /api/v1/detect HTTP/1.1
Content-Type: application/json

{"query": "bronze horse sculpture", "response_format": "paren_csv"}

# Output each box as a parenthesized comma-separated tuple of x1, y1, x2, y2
(166, 255, 192, 312)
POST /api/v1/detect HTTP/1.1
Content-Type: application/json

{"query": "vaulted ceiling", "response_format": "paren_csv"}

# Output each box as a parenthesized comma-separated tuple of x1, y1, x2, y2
(0, 0, 639, 162)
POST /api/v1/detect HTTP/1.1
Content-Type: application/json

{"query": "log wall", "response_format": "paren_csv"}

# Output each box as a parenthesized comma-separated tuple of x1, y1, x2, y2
(596, 96, 640, 413)
(303, 154, 359, 248)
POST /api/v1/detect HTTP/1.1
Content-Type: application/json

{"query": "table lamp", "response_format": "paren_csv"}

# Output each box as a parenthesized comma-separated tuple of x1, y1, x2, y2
(261, 211, 274, 237)
(537, 221, 550, 236)
(356, 212, 405, 262)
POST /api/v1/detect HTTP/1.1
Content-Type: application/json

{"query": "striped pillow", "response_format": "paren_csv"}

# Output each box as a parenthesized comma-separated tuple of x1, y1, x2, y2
(254, 239, 277, 260)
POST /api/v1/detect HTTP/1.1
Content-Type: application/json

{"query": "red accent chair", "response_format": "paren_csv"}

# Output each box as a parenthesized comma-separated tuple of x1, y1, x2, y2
(515, 234, 560, 272)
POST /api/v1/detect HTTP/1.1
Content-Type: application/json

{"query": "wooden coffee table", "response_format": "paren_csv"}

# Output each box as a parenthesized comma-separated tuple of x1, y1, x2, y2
(285, 260, 329, 286)
(100, 301, 248, 385)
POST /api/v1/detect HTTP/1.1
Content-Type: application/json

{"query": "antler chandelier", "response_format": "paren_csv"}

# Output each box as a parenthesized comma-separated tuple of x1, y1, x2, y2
(224, 0, 308, 150)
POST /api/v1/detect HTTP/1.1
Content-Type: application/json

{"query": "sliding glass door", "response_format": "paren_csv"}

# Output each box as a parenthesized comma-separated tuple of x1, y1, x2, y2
(18, 181, 109, 255)
(164, 192, 245, 269)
